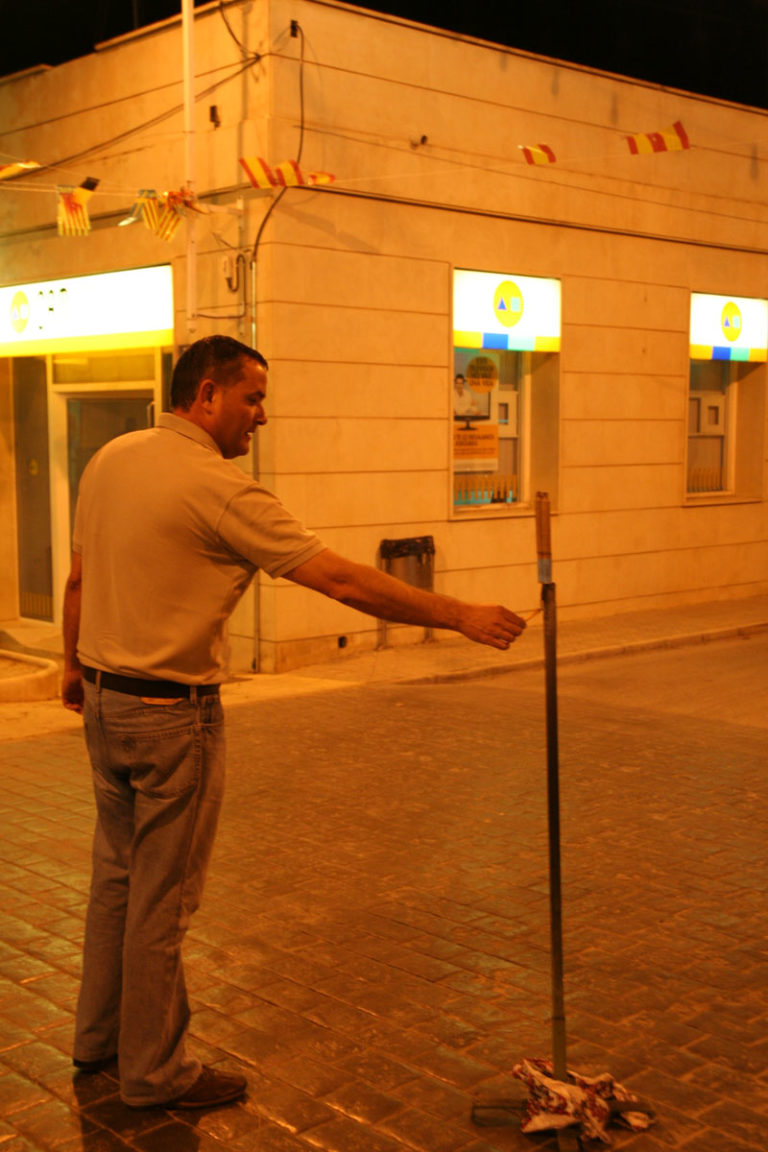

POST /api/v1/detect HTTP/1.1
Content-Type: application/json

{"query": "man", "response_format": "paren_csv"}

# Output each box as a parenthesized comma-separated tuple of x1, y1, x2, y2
(62, 335, 525, 1111)
(453, 372, 479, 416)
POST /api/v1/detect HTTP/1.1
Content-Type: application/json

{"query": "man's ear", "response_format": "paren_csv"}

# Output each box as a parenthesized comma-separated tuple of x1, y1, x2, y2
(198, 378, 217, 408)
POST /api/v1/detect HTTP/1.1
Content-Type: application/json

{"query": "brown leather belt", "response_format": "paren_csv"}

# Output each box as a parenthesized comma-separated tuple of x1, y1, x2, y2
(82, 666, 219, 698)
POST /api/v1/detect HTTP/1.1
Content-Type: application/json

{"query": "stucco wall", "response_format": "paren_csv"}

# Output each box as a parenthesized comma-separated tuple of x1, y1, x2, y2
(2, 0, 767, 672)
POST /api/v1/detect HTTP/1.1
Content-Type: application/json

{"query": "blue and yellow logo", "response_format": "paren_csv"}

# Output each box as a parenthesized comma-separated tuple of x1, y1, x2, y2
(721, 301, 742, 343)
(10, 291, 29, 334)
(493, 280, 524, 328)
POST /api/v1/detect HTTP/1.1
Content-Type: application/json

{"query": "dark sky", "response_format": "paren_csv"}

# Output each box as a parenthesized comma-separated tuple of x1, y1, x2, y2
(1, 0, 766, 109)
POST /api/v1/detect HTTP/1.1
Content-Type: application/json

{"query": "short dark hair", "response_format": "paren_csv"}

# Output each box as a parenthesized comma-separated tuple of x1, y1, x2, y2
(171, 336, 268, 410)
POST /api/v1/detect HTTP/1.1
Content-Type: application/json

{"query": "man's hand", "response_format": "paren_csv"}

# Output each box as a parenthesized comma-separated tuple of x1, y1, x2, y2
(62, 668, 84, 714)
(455, 603, 526, 649)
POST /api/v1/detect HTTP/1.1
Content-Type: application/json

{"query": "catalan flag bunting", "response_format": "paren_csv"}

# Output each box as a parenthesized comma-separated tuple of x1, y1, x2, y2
(0, 160, 40, 181)
(239, 156, 335, 189)
(133, 187, 208, 241)
(520, 144, 556, 166)
(626, 120, 690, 155)
(57, 177, 99, 236)
(239, 156, 276, 189)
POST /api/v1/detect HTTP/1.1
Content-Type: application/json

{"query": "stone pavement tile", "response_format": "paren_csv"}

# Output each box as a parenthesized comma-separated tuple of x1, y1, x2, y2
(0, 1016, 36, 1056)
(311, 972, 439, 1029)
(0, 1040, 73, 1082)
(0, 993, 72, 1034)
(79, 1093, 176, 1141)
(300, 1113, 404, 1152)
(686, 1033, 768, 1076)
(258, 1054, 353, 1098)
(395, 1044, 496, 1090)
(678, 1126, 761, 1152)
(407, 1013, 486, 1053)
(465, 1029, 550, 1072)
(378, 1105, 474, 1152)
(40, 1062, 120, 1110)
(225, 1120, 320, 1152)
(319, 1079, 404, 1125)
(391, 1071, 478, 1124)
(132, 1119, 227, 1151)
(335, 1051, 420, 1092)
(293, 995, 399, 1047)
(682, 1059, 768, 1112)
(6, 1095, 100, 1147)
(236, 1078, 336, 1134)
(192, 981, 264, 1017)
(459, 1141, 559, 1152)
(0, 1067, 51, 1115)
(583, 1034, 705, 1083)
(698, 1099, 768, 1149)
(190, 1005, 258, 1047)
(251, 977, 333, 1017)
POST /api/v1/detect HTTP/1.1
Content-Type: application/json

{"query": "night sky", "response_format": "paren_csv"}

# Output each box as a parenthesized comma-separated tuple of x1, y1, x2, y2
(1, 0, 766, 109)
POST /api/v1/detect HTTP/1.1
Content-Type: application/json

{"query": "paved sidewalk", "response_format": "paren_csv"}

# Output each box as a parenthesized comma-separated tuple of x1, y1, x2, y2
(0, 594, 767, 1152)
(2, 593, 768, 722)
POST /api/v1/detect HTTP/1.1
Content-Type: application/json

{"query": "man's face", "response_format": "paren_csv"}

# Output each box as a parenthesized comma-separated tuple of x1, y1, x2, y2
(208, 359, 268, 459)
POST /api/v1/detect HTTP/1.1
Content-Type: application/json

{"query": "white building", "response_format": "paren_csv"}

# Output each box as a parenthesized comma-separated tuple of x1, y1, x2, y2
(1, 0, 767, 672)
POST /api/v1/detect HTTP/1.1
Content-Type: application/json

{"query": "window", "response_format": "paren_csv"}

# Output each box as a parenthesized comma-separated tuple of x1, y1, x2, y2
(452, 270, 560, 512)
(687, 360, 730, 493)
(688, 294, 767, 500)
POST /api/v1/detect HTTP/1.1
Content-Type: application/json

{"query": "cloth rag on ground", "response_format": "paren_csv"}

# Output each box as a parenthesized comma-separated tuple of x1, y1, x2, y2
(512, 1058, 655, 1143)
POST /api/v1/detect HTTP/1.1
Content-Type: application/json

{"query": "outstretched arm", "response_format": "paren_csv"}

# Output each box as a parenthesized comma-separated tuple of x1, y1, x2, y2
(62, 551, 84, 714)
(285, 548, 525, 650)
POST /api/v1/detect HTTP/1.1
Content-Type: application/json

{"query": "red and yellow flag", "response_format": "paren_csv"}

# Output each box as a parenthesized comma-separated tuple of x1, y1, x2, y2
(0, 160, 40, 181)
(239, 156, 335, 188)
(57, 177, 98, 236)
(520, 144, 556, 166)
(626, 120, 690, 155)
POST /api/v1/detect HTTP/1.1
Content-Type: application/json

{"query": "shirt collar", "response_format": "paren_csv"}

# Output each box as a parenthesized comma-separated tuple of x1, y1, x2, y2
(158, 411, 222, 457)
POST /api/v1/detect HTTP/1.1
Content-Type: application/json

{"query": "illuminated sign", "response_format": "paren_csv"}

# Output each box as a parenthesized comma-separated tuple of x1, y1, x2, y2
(0, 266, 173, 355)
(454, 270, 561, 352)
(690, 293, 768, 361)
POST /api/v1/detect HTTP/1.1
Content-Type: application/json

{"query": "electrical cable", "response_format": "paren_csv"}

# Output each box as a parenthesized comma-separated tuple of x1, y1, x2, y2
(250, 21, 306, 262)
(217, 0, 261, 62)
(15, 57, 257, 182)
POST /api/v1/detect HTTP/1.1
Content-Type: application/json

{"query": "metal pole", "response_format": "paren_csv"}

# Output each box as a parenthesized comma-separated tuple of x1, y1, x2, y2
(535, 491, 567, 1084)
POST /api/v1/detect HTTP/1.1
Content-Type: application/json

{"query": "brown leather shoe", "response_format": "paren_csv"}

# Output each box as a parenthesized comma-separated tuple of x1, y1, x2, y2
(167, 1065, 247, 1109)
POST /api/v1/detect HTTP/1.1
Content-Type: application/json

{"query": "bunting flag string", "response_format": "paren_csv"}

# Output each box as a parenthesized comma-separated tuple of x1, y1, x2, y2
(124, 186, 211, 241)
(239, 155, 335, 189)
(0, 160, 40, 181)
(518, 121, 690, 166)
(4, 117, 693, 241)
(57, 177, 99, 236)
(625, 119, 691, 154)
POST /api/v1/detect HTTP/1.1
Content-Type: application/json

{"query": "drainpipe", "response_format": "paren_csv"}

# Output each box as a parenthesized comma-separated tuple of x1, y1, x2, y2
(182, 0, 197, 336)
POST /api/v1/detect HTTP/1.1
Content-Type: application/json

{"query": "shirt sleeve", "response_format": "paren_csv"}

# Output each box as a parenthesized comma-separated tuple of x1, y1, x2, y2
(216, 482, 326, 578)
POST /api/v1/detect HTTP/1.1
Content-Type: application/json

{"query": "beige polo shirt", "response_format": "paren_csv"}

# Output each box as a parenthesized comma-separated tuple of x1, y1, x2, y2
(73, 413, 325, 683)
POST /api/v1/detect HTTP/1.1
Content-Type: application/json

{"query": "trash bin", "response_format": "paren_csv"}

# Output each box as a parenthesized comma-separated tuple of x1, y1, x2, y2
(377, 535, 435, 647)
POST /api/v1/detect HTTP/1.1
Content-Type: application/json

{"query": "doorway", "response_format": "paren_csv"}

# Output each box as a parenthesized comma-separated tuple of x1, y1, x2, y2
(66, 395, 154, 541)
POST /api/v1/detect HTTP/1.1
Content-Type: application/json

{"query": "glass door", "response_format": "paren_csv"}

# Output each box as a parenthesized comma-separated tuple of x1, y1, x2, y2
(48, 348, 167, 625)
(13, 357, 53, 620)
(66, 394, 153, 541)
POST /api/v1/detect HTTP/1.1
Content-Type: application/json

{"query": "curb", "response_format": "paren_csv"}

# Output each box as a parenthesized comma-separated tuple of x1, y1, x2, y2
(395, 620, 768, 687)
(0, 650, 60, 702)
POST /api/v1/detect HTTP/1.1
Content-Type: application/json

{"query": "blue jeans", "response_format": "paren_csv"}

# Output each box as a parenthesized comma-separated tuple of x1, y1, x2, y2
(74, 679, 225, 1105)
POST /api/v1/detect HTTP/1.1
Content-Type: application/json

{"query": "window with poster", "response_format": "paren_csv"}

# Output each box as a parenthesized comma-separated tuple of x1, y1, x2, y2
(452, 270, 561, 512)
(687, 293, 767, 501)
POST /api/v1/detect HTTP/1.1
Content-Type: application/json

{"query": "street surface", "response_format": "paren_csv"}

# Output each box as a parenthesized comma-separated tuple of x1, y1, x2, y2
(0, 632, 766, 1150)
